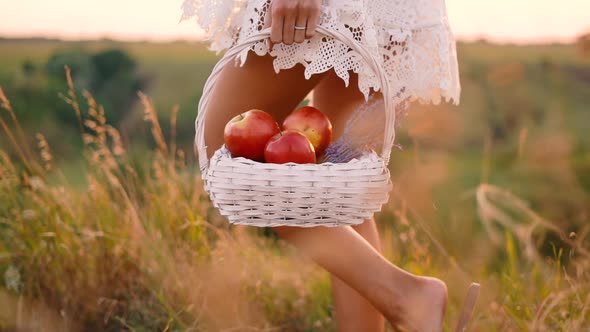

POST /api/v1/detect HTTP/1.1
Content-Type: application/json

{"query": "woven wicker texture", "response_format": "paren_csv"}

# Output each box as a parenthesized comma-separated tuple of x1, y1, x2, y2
(195, 27, 396, 227)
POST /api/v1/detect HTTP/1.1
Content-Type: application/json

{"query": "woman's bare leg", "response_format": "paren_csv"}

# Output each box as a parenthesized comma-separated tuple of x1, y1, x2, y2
(201, 54, 447, 331)
(313, 72, 385, 331)
(273, 225, 447, 332)
(330, 219, 386, 332)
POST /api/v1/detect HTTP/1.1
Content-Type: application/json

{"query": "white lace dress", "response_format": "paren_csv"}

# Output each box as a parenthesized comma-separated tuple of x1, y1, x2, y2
(181, 0, 460, 106)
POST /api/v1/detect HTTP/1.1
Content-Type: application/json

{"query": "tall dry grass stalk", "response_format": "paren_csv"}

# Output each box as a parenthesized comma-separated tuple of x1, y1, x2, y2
(60, 65, 84, 135)
(0, 87, 35, 173)
(139, 92, 169, 156)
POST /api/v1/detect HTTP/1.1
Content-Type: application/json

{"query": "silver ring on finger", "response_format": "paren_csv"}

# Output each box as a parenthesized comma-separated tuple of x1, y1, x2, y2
(294, 26, 306, 30)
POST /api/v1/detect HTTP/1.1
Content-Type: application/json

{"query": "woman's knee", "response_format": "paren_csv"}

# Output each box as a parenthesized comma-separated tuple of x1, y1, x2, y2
(351, 217, 376, 233)
(351, 218, 382, 251)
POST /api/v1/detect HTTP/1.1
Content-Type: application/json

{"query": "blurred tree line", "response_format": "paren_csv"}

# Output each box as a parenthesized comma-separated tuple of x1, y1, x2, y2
(1, 48, 146, 156)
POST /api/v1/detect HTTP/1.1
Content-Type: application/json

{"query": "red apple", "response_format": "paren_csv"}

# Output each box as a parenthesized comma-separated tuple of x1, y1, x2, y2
(224, 109, 279, 161)
(264, 130, 316, 164)
(282, 106, 333, 156)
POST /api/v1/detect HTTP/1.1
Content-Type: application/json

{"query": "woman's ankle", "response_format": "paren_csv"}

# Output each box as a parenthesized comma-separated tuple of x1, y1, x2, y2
(383, 274, 448, 331)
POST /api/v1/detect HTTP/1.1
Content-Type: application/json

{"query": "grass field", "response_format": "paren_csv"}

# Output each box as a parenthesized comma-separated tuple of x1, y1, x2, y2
(0, 38, 589, 331)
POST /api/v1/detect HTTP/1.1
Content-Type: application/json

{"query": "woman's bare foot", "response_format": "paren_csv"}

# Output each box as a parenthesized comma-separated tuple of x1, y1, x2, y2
(387, 277, 448, 332)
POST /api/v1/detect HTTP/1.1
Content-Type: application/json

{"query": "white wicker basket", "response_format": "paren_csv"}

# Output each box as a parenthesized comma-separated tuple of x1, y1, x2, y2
(195, 26, 397, 227)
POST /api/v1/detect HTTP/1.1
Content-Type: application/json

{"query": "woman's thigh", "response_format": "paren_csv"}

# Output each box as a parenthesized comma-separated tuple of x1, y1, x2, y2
(202, 54, 327, 159)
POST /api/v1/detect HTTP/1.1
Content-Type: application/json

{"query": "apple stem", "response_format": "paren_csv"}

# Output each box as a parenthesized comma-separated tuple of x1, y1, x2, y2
(277, 123, 283, 137)
(239, 114, 245, 120)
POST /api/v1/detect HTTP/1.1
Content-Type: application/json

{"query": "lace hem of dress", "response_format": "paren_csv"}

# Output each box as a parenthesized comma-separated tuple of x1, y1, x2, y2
(181, 0, 461, 106)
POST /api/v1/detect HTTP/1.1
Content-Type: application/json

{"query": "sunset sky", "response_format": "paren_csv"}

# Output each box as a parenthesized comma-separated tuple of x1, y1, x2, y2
(0, 0, 588, 43)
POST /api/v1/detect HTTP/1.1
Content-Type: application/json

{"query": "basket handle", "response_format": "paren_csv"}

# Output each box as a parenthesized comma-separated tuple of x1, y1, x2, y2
(195, 26, 397, 173)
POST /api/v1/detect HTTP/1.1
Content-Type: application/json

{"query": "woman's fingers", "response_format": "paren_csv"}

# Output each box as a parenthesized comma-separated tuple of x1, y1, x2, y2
(263, 8, 272, 30)
(293, 13, 308, 44)
(262, 9, 275, 49)
(270, 5, 284, 44)
(282, 12, 296, 45)
(269, 0, 321, 45)
(305, 5, 320, 39)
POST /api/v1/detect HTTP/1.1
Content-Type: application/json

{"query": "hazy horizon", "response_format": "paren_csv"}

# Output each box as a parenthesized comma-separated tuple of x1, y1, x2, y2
(1, 0, 588, 44)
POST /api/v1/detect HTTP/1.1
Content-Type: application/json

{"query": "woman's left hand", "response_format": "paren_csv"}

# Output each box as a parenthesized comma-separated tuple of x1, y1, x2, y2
(264, 0, 321, 46)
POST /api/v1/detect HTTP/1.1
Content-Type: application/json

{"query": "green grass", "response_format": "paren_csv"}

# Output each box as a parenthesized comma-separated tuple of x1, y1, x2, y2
(0, 39, 589, 331)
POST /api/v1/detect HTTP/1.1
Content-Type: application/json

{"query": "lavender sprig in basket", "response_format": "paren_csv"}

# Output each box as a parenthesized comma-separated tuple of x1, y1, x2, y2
(321, 94, 409, 163)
